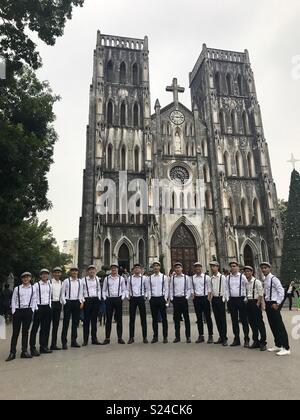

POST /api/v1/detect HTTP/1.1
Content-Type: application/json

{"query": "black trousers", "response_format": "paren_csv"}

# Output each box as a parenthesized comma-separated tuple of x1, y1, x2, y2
(51, 301, 62, 348)
(30, 305, 52, 350)
(212, 297, 228, 341)
(150, 297, 168, 339)
(106, 297, 123, 340)
(10, 309, 33, 354)
(228, 297, 249, 341)
(193, 296, 213, 337)
(172, 297, 191, 340)
(83, 297, 100, 343)
(129, 297, 147, 339)
(246, 300, 267, 345)
(266, 302, 290, 350)
(61, 300, 81, 345)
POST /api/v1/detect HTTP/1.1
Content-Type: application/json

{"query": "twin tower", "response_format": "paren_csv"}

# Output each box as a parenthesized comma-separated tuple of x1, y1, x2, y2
(78, 30, 283, 275)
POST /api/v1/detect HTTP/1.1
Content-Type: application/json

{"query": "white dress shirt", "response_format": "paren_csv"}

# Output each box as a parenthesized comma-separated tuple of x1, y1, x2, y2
(51, 279, 62, 302)
(11, 284, 37, 314)
(147, 273, 169, 301)
(61, 277, 83, 305)
(82, 276, 101, 300)
(191, 273, 212, 297)
(127, 275, 147, 298)
(211, 273, 226, 298)
(264, 273, 285, 304)
(246, 277, 264, 300)
(226, 272, 247, 299)
(169, 275, 191, 300)
(102, 275, 127, 300)
(35, 281, 52, 307)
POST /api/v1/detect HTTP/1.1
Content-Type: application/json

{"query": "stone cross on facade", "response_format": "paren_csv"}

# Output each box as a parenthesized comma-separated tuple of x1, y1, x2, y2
(166, 78, 185, 108)
(287, 153, 300, 170)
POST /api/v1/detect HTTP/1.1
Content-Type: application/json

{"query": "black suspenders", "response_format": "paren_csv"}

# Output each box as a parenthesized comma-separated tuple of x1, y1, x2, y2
(118, 276, 121, 297)
(270, 276, 275, 301)
(219, 275, 223, 297)
(253, 279, 257, 300)
(239, 274, 242, 297)
(17, 286, 33, 309)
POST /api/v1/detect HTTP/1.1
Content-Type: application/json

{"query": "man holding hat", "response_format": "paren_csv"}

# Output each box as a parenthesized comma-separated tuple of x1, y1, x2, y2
(147, 261, 169, 344)
(191, 262, 214, 344)
(210, 261, 228, 346)
(82, 265, 102, 346)
(61, 267, 83, 350)
(127, 263, 148, 344)
(244, 266, 267, 351)
(102, 264, 127, 345)
(226, 261, 250, 348)
(261, 262, 291, 356)
(30, 269, 53, 356)
(50, 267, 63, 351)
(6, 272, 37, 362)
(169, 262, 192, 343)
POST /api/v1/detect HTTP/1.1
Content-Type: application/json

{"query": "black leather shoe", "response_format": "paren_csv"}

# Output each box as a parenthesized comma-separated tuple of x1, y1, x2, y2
(127, 338, 135, 345)
(92, 340, 102, 345)
(50, 346, 61, 351)
(260, 344, 267, 352)
(186, 338, 192, 344)
(244, 339, 250, 349)
(250, 342, 260, 349)
(151, 337, 158, 344)
(222, 340, 229, 347)
(82, 342, 88, 347)
(21, 352, 33, 359)
(196, 336, 205, 344)
(143, 338, 149, 344)
(6, 353, 16, 362)
(31, 349, 40, 357)
(40, 348, 53, 354)
(71, 342, 81, 348)
(163, 338, 168, 344)
(230, 340, 241, 347)
(207, 336, 214, 344)
(118, 339, 126, 345)
(214, 338, 223, 345)
(103, 339, 110, 345)
(62, 344, 68, 350)
(173, 338, 181, 343)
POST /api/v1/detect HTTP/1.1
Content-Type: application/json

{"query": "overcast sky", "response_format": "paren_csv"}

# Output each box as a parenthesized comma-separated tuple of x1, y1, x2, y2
(36, 0, 300, 248)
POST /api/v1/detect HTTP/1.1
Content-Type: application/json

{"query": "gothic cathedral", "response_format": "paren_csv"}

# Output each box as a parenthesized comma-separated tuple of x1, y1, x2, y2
(78, 31, 283, 275)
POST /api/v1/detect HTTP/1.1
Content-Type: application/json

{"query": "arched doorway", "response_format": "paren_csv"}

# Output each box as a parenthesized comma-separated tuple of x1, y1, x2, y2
(171, 224, 197, 274)
(244, 244, 254, 268)
(118, 244, 130, 272)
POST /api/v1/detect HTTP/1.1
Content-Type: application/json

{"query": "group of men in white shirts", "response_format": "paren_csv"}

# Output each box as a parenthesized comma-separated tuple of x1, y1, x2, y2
(5, 259, 291, 362)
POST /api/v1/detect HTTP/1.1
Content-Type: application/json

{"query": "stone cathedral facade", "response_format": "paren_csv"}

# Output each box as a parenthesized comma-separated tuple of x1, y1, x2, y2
(78, 31, 283, 275)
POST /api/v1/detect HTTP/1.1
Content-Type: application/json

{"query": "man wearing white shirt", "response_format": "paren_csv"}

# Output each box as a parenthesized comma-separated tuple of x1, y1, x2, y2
(61, 267, 83, 350)
(261, 262, 291, 356)
(30, 269, 53, 356)
(244, 266, 267, 351)
(6, 272, 37, 362)
(102, 264, 127, 345)
(210, 261, 228, 346)
(50, 267, 63, 351)
(82, 265, 102, 346)
(169, 262, 191, 344)
(147, 261, 169, 344)
(226, 261, 250, 348)
(127, 264, 148, 345)
(191, 263, 214, 344)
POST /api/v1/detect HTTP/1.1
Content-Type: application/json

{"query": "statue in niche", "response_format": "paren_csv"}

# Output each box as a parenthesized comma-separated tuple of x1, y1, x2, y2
(175, 130, 182, 154)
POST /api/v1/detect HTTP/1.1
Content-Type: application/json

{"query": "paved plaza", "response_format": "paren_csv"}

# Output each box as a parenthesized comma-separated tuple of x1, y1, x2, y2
(0, 310, 299, 400)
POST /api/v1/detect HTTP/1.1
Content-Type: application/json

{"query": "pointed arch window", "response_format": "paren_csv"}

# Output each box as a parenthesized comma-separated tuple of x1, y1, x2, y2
(138, 239, 145, 266)
(133, 103, 139, 128)
(133, 63, 138, 85)
(231, 110, 237, 134)
(120, 102, 126, 126)
(242, 111, 249, 135)
(107, 60, 114, 83)
(107, 144, 113, 170)
(241, 198, 249, 225)
(226, 73, 232, 95)
(120, 62, 126, 84)
(107, 100, 113, 125)
(134, 146, 140, 172)
(236, 151, 244, 177)
(104, 239, 111, 267)
(247, 152, 255, 177)
(215, 72, 221, 94)
(237, 74, 243, 96)
(224, 151, 231, 176)
(219, 109, 226, 133)
(121, 145, 126, 170)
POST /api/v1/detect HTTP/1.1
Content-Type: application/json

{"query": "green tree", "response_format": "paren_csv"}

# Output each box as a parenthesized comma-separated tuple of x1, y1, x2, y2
(0, 0, 84, 70)
(0, 218, 71, 285)
(281, 170, 300, 285)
